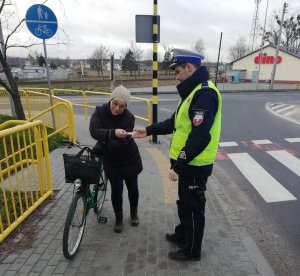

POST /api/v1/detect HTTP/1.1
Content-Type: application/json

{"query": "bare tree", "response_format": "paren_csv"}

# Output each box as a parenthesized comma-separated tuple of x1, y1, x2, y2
(263, 9, 300, 48)
(89, 44, 109, 79)
(192, 39, 206, 54)
(228, 37, 249, 61)
(0, 0, 70, 119)
(129, 40, 143, 78)
(161, 44, 173, 74)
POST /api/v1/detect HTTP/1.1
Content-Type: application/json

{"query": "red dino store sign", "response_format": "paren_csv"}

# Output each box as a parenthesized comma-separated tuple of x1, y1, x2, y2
(254, 53, 282, 64)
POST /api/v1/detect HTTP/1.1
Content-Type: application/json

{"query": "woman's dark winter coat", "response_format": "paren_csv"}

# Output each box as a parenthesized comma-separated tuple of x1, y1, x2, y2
(89, 102, 143, 180)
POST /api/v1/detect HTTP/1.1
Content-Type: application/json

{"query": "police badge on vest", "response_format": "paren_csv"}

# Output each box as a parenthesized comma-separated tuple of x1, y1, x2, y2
(193, 111, 205, 126)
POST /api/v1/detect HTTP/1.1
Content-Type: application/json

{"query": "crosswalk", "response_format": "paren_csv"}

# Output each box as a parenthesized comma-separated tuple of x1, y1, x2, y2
(218, 138, 300, 203)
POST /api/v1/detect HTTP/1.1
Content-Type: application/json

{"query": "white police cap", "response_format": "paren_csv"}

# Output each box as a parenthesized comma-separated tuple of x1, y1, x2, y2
(169, 48, 205, 70)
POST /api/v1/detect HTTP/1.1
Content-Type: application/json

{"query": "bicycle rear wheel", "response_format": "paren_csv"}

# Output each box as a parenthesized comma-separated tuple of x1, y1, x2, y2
(93, 170, 108, 215)
(63, 193, 86, 259)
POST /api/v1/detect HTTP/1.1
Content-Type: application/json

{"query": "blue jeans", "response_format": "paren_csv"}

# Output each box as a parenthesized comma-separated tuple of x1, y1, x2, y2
(109, 175, 139, 213)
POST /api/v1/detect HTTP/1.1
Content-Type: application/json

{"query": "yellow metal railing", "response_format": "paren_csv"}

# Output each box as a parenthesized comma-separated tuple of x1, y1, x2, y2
(25, 91, 76, 142)
(0, 89, 76, 142)
(0, 120, 52, 242)
(52, 89, 152, 126)
(1, 87, 151, 140)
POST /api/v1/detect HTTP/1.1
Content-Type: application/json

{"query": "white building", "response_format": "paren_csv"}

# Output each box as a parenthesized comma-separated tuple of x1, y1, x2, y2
(22, 67, 47, 79)
(231, 44, 300, 84)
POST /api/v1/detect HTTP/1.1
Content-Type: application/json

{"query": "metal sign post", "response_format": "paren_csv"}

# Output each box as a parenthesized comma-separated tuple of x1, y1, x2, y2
(25, 4, 58, 129)
(135, 4, 160, 143)
(42, 38, 56, 129)
(110, 53, 114, 92)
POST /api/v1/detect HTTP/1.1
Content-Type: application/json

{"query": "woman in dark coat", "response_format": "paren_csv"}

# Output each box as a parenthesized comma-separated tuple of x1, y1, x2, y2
(89, 85, 143, 233)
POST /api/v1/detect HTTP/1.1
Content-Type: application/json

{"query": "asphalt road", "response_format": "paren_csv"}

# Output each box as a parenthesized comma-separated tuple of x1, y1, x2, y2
(63, 91, 300, 275)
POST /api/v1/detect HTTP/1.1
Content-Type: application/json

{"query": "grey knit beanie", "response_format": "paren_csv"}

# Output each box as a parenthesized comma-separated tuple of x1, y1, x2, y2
(110, 85, 131, 105)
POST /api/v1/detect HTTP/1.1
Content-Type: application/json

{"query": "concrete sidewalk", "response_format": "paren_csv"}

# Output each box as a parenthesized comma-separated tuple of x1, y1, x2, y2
(0, 115, 276, 276)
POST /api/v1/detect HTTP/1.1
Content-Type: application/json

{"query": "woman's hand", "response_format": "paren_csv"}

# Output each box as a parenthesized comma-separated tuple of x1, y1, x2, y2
(115, 129, 128, 138)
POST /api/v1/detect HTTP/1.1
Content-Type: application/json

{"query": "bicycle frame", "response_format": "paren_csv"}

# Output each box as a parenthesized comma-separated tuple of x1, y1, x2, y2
(62, 140, 107, 260)
(72, 179, 96, 219)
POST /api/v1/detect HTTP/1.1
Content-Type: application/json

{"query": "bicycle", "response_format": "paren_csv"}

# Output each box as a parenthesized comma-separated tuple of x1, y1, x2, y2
(62, 141, 108, 260)
(34, 24, 53, 37)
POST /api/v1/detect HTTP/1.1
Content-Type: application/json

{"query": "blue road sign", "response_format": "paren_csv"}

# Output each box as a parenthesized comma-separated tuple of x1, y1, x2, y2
(25, 4, 58, 39)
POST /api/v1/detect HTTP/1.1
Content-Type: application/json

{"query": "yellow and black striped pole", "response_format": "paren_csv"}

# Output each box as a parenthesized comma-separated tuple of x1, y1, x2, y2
(152, 0, 158, 143)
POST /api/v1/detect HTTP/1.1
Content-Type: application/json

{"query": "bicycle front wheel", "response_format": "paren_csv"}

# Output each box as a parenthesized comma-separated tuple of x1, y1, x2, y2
(93, 170, 108, 215)
(63, 193, 86, 259)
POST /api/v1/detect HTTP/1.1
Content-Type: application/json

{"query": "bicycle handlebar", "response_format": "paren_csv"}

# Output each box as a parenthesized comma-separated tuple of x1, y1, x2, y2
(61, 140, 105, 156)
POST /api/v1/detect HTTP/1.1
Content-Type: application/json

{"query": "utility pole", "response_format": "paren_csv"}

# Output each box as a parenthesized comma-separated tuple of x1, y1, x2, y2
(256, 0, 269, 90)
(215, 32, 223, 87)
(270, 2, 287, 90)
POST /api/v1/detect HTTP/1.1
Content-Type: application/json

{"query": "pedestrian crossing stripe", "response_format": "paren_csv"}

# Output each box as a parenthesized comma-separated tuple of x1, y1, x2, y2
(219, 138, 300, 147)
(219, 142, 238, 147)
(285, 138, 300, 143)
(252, 140, 272, 145)
(228, 152, 297, 203)
(267, 150, 300, 177)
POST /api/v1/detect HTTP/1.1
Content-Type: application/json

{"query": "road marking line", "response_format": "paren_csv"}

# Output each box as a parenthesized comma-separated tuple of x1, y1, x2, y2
(228, 152, 296, 203)
(272, 104, 286, 110)
(159, 107, 173, 113)
(267, 150, 300, 177)
(146, 147, 178, 204)
(277, 105, 295, 113)
(285, 138, 300, 143)
(219, 142, 238, 147)
(266, 102, 300, 126)
(252, 140, 272, 144)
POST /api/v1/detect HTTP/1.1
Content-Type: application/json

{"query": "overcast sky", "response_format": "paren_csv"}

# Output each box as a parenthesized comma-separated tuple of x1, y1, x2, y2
(4, 0, 300, 62)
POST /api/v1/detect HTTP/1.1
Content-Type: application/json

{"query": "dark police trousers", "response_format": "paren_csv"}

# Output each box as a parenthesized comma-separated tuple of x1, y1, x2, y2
(174, 176, 207, 255)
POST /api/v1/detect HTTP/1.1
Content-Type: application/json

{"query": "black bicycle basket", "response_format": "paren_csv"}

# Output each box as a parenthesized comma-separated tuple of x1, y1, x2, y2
(63, 147, 101, 184)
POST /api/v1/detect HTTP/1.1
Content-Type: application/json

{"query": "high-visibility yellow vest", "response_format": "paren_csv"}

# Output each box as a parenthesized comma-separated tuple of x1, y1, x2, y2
(169, 81, 222, 165)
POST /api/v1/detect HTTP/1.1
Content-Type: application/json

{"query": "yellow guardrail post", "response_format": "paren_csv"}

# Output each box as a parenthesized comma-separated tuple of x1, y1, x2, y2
(33, 126, 45, 195)
(131, 95, 152, 126)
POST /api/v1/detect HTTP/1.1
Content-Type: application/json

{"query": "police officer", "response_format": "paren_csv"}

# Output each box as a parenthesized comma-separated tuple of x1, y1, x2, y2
(133, 48, 222, 261)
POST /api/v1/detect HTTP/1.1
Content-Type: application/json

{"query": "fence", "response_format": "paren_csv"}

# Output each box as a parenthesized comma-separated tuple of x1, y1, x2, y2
(0, 89, 76, 142)
(1, 88, 151, 137)
(52, 89, 151, 126)
(0, 120, 52, 242)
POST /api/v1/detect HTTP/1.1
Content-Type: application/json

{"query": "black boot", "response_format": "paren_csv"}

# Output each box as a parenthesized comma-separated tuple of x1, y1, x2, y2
(130, 206, 139, 226)
(114, 212, 123, 233)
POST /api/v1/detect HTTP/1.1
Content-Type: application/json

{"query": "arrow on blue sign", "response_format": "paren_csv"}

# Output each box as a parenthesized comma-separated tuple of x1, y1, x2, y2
(26, 4, 58, 39)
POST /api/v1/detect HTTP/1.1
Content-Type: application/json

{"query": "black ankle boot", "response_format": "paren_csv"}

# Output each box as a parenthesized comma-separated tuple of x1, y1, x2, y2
(114, 212, 123, 233)
(130, 206, 139, 226)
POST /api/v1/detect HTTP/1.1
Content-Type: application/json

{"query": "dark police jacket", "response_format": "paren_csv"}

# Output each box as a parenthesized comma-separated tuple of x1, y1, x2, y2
(146, 66, 219, 178)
